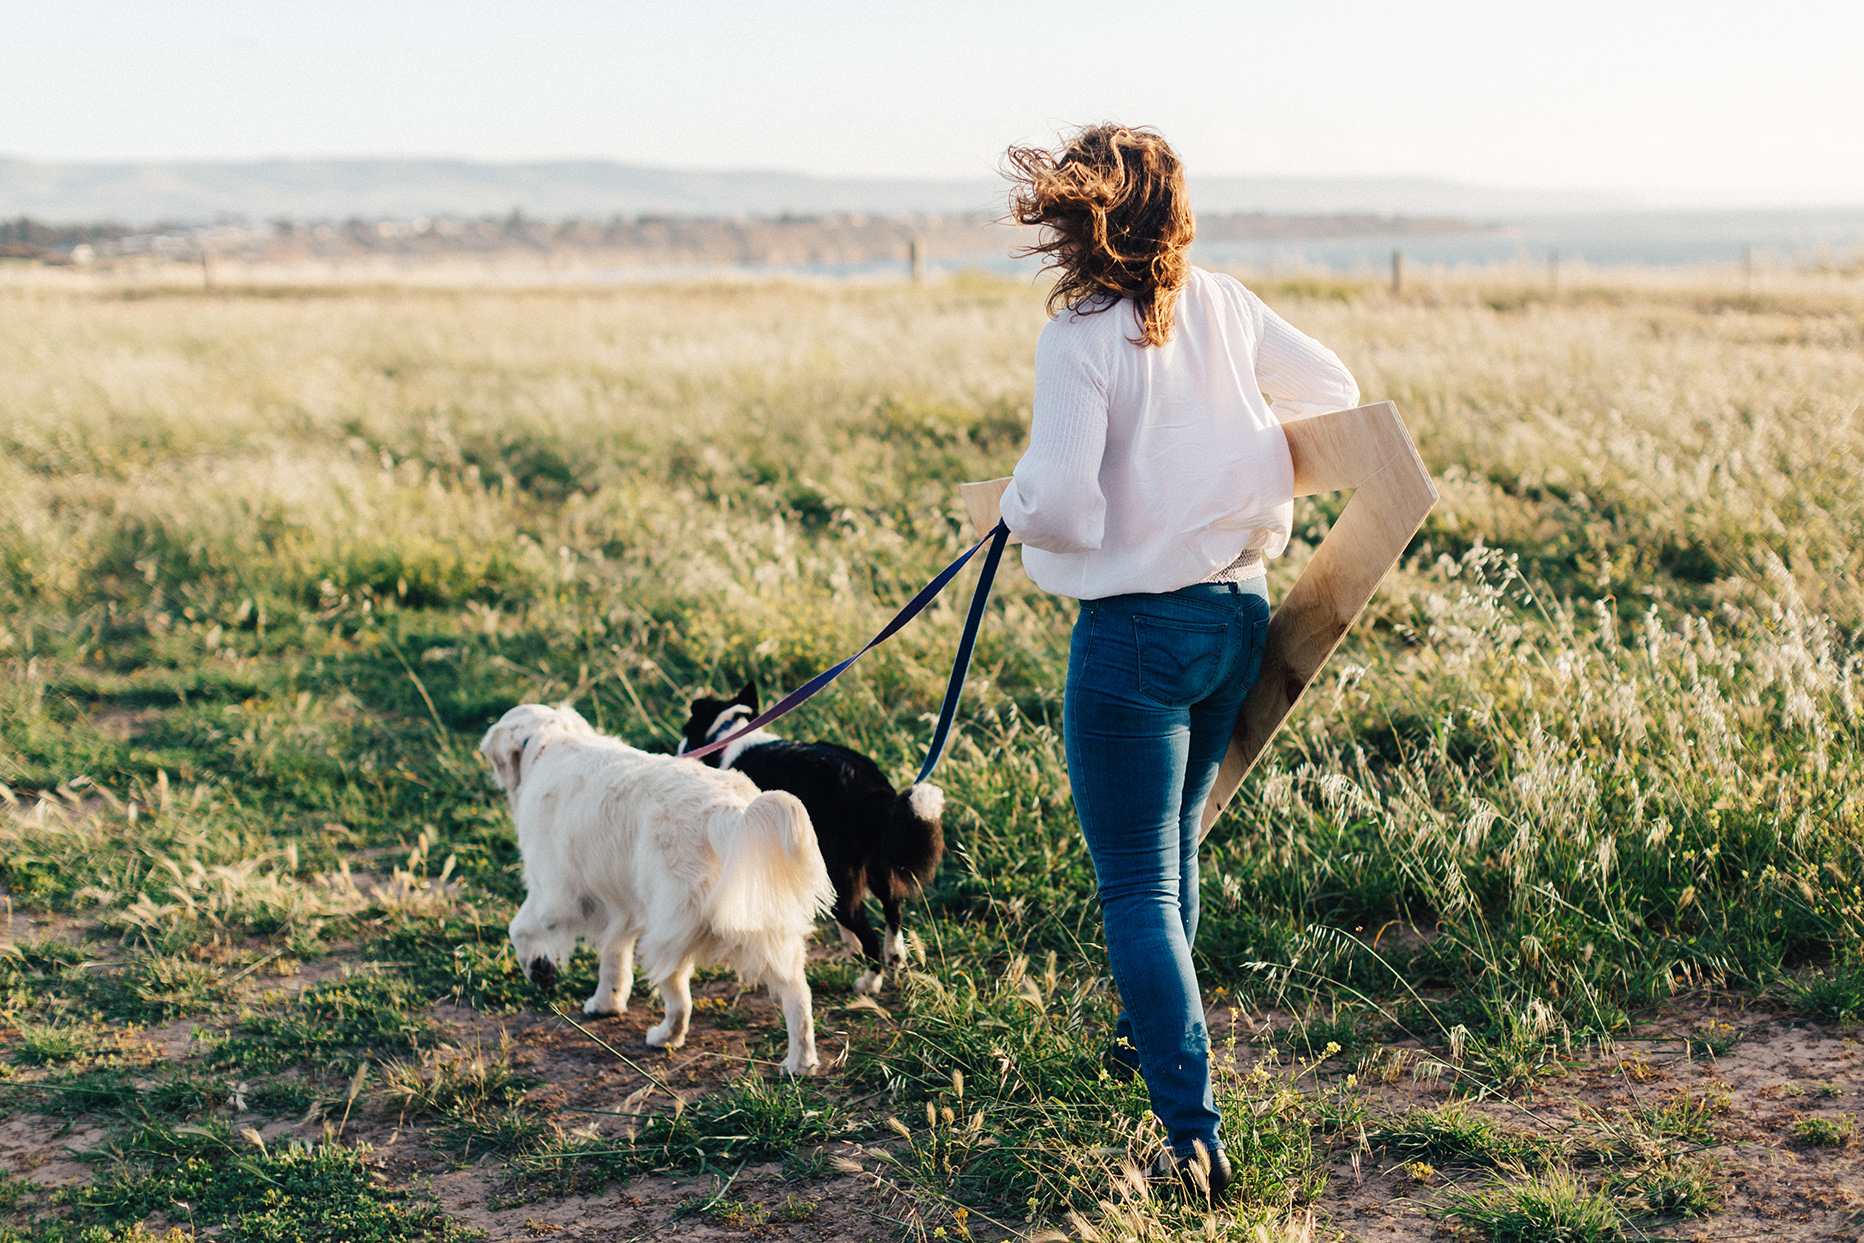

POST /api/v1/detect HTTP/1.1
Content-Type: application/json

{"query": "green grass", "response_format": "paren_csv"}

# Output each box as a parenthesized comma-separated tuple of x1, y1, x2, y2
(0, 1223, 188, 1243)
(376, 1040, 532, 1120)
(1434, 1167, 1626, 1243)
(1610, 1159, 1724, 1221)
(674, 1193, 768, 1226)
(1371, 1103, 1555, 1172)
(0, 1176, 39, 1213)
(11, 1020, 107, 1067)
(1620, 1088, 1729, 1145)
(63, 1127, 476, 1243)
(369, 913, 575, 1012)
(2, 272, 1862, 1238)
(1790, 959, 1864, 1021)
(212, 972, 438, 1071)
(372, 1040, 552, 1158)
(516, 1072, 845, 1184)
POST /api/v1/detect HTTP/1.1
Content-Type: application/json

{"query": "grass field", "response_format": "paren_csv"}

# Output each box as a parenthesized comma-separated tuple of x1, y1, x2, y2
(1, 266, 1861, 1242)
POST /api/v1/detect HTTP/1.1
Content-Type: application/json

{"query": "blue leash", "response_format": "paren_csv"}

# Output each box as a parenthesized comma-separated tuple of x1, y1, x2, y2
(682, 520, 1012, 780)
(915, 520, 1010, 782)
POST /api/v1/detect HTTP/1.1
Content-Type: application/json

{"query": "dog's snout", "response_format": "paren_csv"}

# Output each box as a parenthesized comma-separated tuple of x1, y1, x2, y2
(528, 957, 558, 993)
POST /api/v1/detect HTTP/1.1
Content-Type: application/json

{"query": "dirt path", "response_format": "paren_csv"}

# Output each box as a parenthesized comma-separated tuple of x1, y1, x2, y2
(409, 995, 1864, 1241)
(4, 932, 1858, 1241)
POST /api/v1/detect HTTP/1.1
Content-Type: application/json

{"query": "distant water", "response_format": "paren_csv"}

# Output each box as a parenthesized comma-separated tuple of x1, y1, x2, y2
(448, 207, 1864, 285)
(773, 208, 1864, 281)
(1183, 208, 1864, 274)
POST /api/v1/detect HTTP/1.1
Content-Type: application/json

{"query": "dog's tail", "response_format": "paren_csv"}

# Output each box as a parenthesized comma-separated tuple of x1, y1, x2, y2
(707, 790, 834, 936)
(884, 783, 946, 893)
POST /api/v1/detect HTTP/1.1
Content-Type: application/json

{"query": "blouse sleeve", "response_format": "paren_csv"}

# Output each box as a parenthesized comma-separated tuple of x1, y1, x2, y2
(1248, 290, 1360, 422)
(998, 314, 1111, 553)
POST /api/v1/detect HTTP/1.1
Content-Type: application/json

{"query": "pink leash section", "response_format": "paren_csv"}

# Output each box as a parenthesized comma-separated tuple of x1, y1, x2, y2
(679, 520, 1012, 773)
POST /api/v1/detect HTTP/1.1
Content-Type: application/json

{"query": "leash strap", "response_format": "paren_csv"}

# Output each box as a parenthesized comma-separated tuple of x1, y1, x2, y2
(683, 520, 1012, 763)
(915, 520, 1010, 782)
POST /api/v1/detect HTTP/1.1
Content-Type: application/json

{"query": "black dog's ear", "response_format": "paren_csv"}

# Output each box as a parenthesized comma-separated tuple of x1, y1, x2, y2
(735, 681, 759, 714)
(687, 696, 728, 727)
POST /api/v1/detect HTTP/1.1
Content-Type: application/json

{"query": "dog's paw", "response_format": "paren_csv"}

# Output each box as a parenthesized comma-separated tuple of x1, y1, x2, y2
(853, 969, 884, 996)
(780, 1054, 820, 1077)
(644, 1020, 685, 1049)
(582, 997, 624, 1018)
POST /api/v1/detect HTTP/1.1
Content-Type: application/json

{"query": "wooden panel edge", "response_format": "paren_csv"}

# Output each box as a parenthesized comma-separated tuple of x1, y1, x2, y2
(959, 477, 1020, 544)
(1285, 401, 1406, 497)
(1200, 404, 1437, 835)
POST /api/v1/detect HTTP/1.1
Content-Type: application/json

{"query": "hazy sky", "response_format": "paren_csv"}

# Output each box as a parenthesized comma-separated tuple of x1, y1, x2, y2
(6, 0, 1861, 205)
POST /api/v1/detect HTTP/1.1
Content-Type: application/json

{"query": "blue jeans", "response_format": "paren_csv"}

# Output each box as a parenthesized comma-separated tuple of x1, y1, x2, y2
(1064, 579, 1271, 1157)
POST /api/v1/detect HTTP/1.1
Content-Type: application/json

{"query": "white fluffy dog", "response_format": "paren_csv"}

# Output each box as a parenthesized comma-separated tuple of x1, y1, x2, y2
(482, 704, 834, 1075)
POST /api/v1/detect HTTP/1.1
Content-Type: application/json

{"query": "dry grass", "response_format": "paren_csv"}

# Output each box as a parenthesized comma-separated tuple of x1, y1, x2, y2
(1, 265, 1861, 1240)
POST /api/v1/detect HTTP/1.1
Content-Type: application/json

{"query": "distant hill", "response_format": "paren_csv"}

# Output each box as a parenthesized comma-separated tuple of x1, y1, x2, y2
(0, 156, 1628, 226)
(1187, 176, 1628, 218)
(0, 158, 1007, 224)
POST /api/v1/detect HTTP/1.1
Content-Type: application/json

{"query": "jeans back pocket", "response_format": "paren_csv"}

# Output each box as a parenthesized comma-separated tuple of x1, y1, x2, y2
(1133, 613, 1233, 707)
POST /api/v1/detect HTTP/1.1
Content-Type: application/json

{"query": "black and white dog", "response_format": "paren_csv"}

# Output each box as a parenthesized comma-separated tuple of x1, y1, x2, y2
(679, 682, 945, 995)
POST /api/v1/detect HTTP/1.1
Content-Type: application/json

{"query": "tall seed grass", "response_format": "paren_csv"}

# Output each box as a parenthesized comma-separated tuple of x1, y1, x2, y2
(1, 271, 1861, 1226)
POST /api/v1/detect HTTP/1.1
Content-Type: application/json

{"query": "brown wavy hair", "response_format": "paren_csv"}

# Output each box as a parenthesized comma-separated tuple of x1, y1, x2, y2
(1004, 124, 1195, 347)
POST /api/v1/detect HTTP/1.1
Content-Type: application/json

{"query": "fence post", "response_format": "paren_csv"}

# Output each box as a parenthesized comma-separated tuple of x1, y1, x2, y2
(1391, 248, 1403, 296)
(909, 235, 924, 282)
(1548, 248, 1559, 298)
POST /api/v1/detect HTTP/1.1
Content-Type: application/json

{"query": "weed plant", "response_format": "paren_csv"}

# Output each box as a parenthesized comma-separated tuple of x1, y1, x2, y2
(1433, 1166, 1625, 1242)
(1791, 1114, 1856, 1147)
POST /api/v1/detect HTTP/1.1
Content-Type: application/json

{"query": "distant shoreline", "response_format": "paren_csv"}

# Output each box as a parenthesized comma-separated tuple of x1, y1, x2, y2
(0, 154, 1634, 225)
(0, 211, 1501, 271)
(3, 206, 1858, 281)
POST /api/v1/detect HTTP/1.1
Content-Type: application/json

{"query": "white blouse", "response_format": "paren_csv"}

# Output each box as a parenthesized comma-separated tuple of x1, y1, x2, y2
(999, 267, 1359, 600)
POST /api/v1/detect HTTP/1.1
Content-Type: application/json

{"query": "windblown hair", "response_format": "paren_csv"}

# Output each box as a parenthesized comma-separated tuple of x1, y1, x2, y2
(1004, 124, 1195, 347)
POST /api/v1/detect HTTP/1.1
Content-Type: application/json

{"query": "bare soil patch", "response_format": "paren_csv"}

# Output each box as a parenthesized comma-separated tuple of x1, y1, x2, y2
(1306, 1001, 1863, 1242)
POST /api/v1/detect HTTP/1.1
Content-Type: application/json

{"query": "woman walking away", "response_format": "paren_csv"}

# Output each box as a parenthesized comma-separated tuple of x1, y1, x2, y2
(998, 124, 1359, 1202)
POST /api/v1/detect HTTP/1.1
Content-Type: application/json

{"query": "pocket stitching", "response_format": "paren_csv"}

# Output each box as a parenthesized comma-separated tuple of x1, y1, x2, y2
(1079, 606, 1101, 668)
(1133, 615, 1232, 706)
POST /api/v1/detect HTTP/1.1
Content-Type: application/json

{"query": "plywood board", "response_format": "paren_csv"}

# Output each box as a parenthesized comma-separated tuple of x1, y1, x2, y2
(960, 400, 1436, 840)
(959, 478, 1021, 545)
(1198, 401, 1436, 835)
